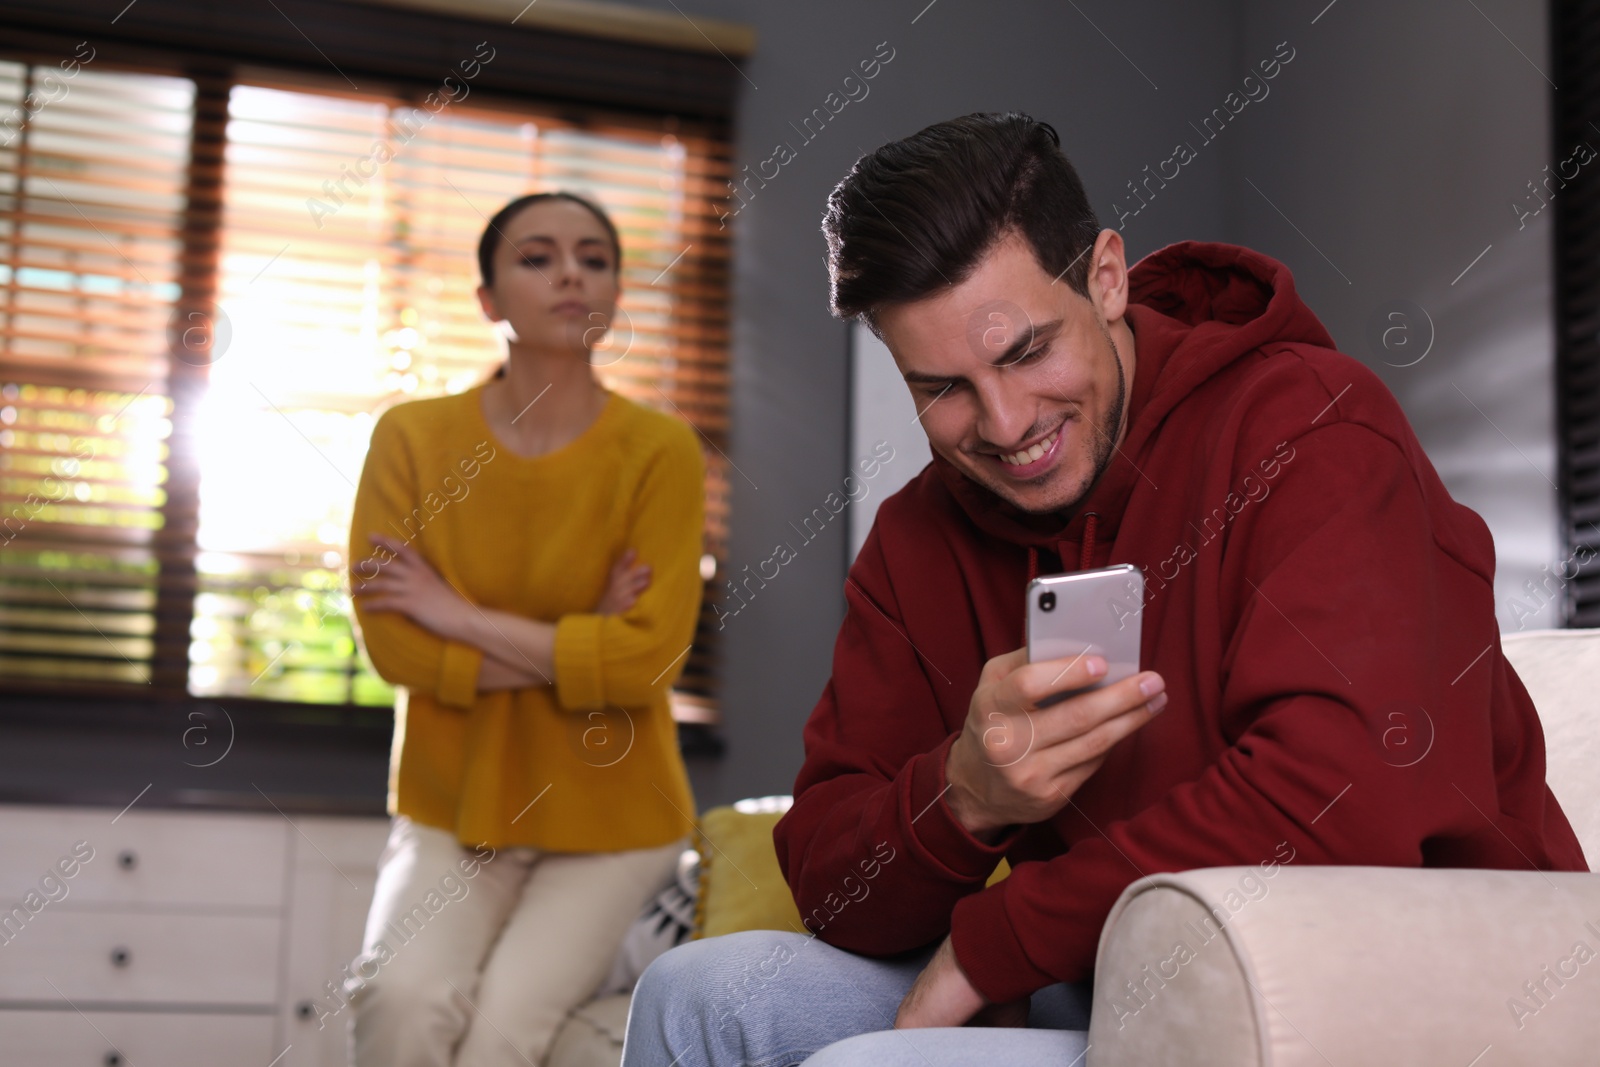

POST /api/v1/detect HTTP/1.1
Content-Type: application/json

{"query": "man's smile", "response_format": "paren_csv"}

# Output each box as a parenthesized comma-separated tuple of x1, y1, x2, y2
(986, 418, 1069, 479)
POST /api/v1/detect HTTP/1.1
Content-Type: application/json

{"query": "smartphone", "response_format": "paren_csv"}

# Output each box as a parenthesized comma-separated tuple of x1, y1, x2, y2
(1025, 563, 1144, 708)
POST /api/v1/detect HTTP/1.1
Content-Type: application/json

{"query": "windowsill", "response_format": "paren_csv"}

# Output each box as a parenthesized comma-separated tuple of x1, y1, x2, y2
(0, 696, 393, 816)
(0, 695, 722, 815)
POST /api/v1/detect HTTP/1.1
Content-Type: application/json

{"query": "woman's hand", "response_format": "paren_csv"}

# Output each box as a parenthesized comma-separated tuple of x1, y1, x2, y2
(594, 547, 651, 615)
(352, 534, 477, 641)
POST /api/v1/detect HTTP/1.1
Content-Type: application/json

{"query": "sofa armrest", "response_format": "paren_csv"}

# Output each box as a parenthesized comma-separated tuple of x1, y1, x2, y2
(1088, 866, 1600, 1066)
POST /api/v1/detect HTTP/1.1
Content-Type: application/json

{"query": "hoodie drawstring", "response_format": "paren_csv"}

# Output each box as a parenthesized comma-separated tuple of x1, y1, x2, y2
(1080, 512, 1098, 570)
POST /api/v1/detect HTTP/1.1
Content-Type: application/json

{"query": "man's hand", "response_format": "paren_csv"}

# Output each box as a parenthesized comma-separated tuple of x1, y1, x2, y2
(895, 936, 1027, 1029)
(944, 647, 1166, 838)
(593, 548, 651, 615)
(352, 534, 476, 640)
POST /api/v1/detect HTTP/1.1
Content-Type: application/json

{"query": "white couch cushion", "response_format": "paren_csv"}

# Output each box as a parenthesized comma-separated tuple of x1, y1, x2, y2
(1501, 629, 1600, 859)
(545, 993, 631, 1067)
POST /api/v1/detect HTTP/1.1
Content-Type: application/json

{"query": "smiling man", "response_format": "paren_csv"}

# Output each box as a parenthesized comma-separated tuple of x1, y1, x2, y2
(888, 240, 1131, 517)
(620, 112, 1586, 1067)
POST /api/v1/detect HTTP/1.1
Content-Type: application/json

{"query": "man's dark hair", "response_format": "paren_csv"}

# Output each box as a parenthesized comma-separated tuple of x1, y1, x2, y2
(822, 112, 1101, 332)
(477, 191, 622, 288)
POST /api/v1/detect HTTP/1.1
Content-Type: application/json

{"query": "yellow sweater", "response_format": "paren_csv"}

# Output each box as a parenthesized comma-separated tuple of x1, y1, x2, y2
(348, 383, 702, 851)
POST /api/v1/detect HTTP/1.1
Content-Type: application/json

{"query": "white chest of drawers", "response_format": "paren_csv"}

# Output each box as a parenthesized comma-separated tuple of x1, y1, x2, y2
(0, 803, 389, 1067)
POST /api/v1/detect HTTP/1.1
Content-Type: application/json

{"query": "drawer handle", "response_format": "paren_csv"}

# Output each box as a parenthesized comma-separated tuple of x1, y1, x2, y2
(109, 946, 131, 968)
(117, 850, 137, 871)
(105, 1052, 123, 1067)
(295, 999, 317, 1021)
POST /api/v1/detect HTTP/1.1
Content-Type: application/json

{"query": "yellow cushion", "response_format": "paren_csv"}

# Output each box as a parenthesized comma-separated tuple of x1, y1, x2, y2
(693, 805, 805, 939)
(692, 801, 1012, 939)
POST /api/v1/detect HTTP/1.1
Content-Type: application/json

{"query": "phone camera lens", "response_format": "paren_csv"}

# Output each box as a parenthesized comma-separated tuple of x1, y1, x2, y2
(1039, 591, 1056, 612)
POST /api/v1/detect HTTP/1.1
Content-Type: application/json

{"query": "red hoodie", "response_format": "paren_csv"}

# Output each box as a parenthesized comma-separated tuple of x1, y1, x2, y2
(772, 240, 1588, 1005)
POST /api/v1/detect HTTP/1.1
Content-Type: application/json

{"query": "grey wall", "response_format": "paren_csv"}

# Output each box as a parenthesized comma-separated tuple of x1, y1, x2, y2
(633, 0, 1239, 806)
(1226, 0, 1560, 636)
(632, 0, 1561, 807)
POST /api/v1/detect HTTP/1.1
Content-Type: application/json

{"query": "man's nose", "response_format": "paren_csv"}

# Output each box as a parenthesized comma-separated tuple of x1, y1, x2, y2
(973, 384, 1035, 450)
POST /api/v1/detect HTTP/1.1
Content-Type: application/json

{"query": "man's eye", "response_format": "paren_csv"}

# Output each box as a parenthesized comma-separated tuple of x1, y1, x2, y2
(584, 258, 611, 271)
(521, 255, 549, 268)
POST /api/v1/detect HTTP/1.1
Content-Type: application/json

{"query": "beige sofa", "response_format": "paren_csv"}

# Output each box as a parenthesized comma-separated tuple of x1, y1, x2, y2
(1090, 627, 1600, 1065)
(547, 628, 1599, 1064)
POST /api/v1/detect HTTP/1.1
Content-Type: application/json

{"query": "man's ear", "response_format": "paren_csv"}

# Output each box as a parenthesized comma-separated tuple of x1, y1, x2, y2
(1088, 228, 1130, 322)
(475, 283, 502, 323)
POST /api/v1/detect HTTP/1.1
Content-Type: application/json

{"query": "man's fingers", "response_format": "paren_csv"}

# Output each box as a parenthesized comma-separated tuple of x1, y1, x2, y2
(1039, 693, 1164, 779)
(1010, 650, 1112, 703)
(970, 998, 1030, 1028)
(979, 646, 1029, 686)
(1030, 671, 1162, 741)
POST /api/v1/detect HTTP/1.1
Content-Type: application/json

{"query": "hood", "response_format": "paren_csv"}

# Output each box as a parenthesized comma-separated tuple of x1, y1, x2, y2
(930, 240, 1338, 575)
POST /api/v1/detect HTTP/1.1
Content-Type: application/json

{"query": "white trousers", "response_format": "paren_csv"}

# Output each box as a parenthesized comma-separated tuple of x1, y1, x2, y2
(349, 815, 687, 1067)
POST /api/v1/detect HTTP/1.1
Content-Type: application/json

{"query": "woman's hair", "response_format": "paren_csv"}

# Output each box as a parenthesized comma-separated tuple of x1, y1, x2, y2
(476, 191, 623, 288)
(821, 112, 1101, 333)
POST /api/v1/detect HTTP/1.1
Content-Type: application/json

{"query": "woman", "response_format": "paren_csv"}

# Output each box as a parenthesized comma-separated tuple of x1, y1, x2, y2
(345, 191, 705, 1067)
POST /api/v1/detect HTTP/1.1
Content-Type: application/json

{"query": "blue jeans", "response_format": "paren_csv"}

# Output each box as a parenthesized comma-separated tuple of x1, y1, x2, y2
(621, 930, 1091, 1066)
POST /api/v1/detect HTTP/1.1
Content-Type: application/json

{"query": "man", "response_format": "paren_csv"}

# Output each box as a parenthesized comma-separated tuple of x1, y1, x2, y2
(622, 112, 1587, 1066)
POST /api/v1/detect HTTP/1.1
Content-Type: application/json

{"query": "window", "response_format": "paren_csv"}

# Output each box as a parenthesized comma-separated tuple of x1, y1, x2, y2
(0, 57, 732, 717)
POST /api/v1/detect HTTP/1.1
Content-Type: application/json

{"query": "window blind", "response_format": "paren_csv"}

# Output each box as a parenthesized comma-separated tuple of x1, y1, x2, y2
(1553, 0, 1600, 626)
(193, 80, 731, 706)
(0, 57, 734, 718)
(0, 63, 194, 688)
